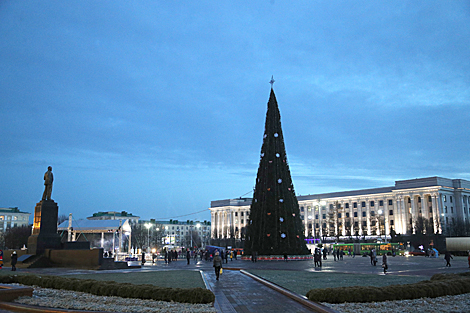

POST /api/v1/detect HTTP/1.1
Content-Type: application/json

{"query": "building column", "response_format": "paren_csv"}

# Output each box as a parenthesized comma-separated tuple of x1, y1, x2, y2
(211, 212, 215, 238)
(410, 196, 416, 234)
(341, 201, 346, 236)
(431, 193, 440, 233)
(101, 232, 104, 248)
(422, 194, 429, 221)
(366, 200, 371, 235)
(398, 196, 406, 234)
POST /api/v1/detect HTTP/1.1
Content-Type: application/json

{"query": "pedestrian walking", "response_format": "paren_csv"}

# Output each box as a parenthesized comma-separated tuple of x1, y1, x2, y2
(213, 251, 223, 281)
(382, 253, 388, 274)
(224, 250, 228, 264)
(444, 251, 453, 267)
(186, 249, 191, 265)
(10, 251, 17, 271)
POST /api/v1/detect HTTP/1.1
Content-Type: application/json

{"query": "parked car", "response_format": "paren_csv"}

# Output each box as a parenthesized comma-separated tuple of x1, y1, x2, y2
(408, 249, 426, 256)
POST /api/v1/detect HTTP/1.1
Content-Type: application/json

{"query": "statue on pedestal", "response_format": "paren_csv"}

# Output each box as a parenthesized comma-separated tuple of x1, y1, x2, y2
(42, 166, 53, 201)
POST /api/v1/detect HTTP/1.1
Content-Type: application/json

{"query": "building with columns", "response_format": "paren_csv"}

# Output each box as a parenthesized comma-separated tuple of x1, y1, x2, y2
(210, 177, 470, 240)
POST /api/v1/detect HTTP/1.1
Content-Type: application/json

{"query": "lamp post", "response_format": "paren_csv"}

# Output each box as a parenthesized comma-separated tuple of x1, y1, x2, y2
(145, 223, 151, 250)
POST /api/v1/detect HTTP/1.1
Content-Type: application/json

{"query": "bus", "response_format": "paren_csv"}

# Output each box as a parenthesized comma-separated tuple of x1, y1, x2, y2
(333, 242, 405, 256)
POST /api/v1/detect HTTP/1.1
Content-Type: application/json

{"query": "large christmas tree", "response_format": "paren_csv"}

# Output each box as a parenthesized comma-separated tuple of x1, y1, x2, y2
(244, 85, 309, 256)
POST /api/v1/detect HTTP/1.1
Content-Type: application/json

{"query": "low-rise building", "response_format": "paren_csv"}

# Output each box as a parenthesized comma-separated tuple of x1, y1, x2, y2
(87, 211, 140, 224)
(156, 220, 211, 249)
(0, 207, 31, 233)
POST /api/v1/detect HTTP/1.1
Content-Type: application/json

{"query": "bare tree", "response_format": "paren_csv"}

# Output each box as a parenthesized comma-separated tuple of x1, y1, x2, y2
(58, 214, 68, 225)
(4, 225, 31, 249)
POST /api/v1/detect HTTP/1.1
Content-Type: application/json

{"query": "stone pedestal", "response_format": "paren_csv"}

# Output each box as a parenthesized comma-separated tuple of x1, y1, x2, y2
(27, 200, 62, 255)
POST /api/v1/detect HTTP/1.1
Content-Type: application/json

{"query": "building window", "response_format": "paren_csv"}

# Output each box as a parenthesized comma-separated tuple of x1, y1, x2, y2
(241, 212, 244, 216)
(370, 211, 375, 217)
(450, 196, 453, 203)
(370, 201, 375, 207)
(362, 221, 367, 227)
(330, 204, 334, 210)
(345, 203, 349, 209)
(322, 214, 326, 219)
(389, 210, 393, 215)
(354, 221, 358, 227)
(379, 200, 383, 207)
(361, 202, 366, 208)
(354, 212, 358, 217)
(429, 196, 432, 202)
(353, 202, 357, 208)
(451, 207, 453, 214)
(408, 198, 411, 204)
(443, 195, 447, 202)
(308, 206, 312, 211)
(388, 199, 393, 206)
(390, 220, 394, 226)
(338, 213, 342, 218)
(235, 212, 238, 216)
(445, 206, 448, 213)
(301, 207, 304, 212)
(315, 214, 319, 219)
(429, 207, 433, 213)
(308, 223, 312, 229)
(418, 197, 421, 203)
(362, 212, 366, 217)
(346, 212, 350, 218)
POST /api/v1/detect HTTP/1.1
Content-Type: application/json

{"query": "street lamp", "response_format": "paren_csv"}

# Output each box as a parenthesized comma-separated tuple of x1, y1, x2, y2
(145, 223, 151, 250)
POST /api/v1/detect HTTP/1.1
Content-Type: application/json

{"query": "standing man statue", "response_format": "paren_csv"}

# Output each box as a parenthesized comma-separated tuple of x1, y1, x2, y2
(42, 166, 54, 200)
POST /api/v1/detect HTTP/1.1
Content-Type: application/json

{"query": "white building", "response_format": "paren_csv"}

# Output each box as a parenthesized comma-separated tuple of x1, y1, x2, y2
(210, 177, 470, 239)
(0, 207, 31, 233)
(157, 220, 211, 249)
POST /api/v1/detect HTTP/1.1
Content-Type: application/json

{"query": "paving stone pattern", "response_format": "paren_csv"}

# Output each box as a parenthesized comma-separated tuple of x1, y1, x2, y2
(203, 270, 313, 313)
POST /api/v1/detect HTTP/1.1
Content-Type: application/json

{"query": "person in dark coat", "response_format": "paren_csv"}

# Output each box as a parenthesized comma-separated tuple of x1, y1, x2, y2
(382, 253, 388, 274)
(11, 251, 17, 271)
(444, 251, 453, 267)
(213, 251, 223, 281)
(186, 249, 191, 265)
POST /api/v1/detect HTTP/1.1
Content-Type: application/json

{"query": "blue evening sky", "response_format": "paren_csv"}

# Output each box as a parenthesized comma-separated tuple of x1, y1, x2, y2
(1, 1, 469, 222)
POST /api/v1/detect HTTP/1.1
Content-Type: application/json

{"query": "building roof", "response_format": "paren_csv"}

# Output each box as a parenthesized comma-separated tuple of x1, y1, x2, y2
(0, 207, 30, 214)
(58, 219, 125, 231)
(87, 211, 139, 219)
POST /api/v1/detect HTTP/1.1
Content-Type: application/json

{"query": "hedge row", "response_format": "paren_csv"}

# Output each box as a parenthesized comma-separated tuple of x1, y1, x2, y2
(306, 272, 470, 303)
(0, 274, 215, 304)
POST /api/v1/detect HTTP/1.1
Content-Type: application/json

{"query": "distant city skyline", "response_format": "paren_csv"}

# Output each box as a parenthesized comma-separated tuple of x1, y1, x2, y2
(1, 1, 469, 222)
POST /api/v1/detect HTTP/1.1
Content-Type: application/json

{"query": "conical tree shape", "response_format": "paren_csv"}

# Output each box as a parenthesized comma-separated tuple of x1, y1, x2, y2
(244, 88, 309, 256)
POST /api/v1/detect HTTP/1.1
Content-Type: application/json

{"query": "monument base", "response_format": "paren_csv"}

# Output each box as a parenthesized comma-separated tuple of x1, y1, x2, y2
(27, 234, 62, 256)
(28, 200, 62, 255)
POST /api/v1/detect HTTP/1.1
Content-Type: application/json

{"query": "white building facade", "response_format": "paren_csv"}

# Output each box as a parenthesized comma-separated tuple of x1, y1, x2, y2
(210, 177, 470, 240)
(0, 207, 31, 233)
(157, 220, 211, 249)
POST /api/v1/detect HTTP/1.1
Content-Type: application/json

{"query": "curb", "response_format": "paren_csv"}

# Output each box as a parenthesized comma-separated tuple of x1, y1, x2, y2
(0, 301, 115, 313)
(240, 270, 339, 313)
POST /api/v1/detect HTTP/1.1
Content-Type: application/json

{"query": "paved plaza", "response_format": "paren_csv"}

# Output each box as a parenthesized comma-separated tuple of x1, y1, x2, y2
(2, 255, 469, 312)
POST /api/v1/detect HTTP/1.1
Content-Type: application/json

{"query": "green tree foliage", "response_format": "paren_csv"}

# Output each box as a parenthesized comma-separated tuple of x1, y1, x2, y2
(244, 89, 309, 255)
